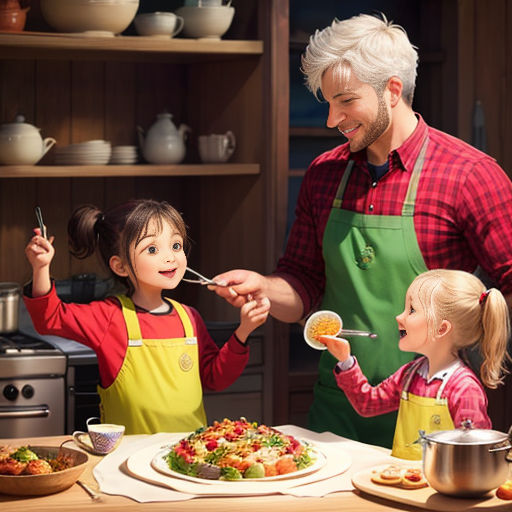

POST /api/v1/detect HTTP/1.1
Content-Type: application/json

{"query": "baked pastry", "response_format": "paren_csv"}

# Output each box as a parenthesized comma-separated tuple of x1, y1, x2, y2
(370, 465, 403, 486)
(400, 468, 428, 489)
(371, 464, 428, 490)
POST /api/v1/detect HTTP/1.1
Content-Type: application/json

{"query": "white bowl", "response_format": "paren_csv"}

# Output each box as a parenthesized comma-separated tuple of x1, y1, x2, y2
(134, 12, 184, 38)
(176, 5, 234, 39)
(40, 0, 139, 36)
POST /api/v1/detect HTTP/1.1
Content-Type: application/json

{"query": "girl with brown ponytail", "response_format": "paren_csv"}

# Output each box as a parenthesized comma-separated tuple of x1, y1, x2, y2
(24, 199, 270, 435)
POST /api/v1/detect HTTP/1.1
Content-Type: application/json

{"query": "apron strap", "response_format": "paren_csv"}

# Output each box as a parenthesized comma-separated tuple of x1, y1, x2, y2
(332, 160, 355, 208)
(401, 358, 425, 400)
(401, 136, 429, 217)
(116, 294, 143, 346)
(168, 299, 195, 339)
(116, 296, 195, 346)
(332, 135, 429, 212)
(435, 360, 462, 403)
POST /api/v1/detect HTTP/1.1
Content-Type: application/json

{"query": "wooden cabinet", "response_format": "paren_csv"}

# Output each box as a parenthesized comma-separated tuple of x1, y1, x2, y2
(277, 0, 512, 432)
(0, 0, 290, 425)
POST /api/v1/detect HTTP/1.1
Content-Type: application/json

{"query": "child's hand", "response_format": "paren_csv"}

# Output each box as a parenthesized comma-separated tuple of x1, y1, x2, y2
(317, 335, 351, 362)
(25, 228, 55, 270)
(235, 296, 271, 343)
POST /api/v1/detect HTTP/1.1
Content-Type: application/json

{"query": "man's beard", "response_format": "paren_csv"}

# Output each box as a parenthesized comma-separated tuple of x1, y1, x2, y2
(349, 93, 389, 152)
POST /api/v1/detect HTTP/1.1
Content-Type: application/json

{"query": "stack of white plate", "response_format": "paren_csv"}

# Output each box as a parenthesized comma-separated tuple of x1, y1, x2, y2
(110, 145, 138, 165)
(54, 140, 112, 165)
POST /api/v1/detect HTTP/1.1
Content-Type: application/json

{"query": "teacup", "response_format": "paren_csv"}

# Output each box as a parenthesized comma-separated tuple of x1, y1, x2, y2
(198, 130, 235, 163)
(73, 417, 125, 455)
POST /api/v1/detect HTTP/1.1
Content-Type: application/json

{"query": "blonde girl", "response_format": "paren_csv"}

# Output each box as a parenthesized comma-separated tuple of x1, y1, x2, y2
(319, 269, 510, 460)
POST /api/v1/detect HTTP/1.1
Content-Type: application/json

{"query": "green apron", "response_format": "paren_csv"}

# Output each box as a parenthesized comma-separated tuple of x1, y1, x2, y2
(307, 137, 429, 448)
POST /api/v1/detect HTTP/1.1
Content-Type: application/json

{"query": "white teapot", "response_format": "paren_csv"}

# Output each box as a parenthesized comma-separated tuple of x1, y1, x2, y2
(137, 112, 190, 164)
(0, 114, 56, 165)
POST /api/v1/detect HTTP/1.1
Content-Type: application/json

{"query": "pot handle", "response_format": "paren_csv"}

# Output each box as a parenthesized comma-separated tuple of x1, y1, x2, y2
(488, 443, 512, 460)
(417, 429, 430, 445)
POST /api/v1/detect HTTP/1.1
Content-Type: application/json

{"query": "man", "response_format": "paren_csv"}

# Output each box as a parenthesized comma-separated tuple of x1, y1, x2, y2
(212, 13, 512, 447)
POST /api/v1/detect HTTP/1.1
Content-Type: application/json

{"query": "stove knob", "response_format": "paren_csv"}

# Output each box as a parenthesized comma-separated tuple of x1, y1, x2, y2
(22, 384, 34, 399)
(3, 384, 19, 401)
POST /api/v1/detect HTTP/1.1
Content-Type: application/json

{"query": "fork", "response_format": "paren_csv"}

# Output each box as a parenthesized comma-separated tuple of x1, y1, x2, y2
(182, 266, 227, 287)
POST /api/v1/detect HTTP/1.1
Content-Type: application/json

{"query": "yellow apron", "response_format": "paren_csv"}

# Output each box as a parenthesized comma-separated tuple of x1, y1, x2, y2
(98, 295, 207, 434)
(391, 358, 458, 460)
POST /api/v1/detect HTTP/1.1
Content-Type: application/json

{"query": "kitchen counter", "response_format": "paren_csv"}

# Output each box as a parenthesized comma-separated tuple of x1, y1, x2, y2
(0, 434, 450, 512)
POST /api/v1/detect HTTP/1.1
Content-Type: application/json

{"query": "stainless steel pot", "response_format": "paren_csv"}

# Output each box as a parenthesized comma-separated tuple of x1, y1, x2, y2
(0, 282, 21, 333)
(420, 421, 511, 497)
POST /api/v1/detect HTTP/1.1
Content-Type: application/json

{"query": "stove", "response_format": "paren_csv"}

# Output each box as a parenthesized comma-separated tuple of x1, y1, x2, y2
(0, 332, 66, 438)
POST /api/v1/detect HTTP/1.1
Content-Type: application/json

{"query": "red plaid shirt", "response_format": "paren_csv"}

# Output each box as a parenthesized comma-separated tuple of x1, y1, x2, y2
(334, 356, 491, 429)
(276, 115, 512, 314)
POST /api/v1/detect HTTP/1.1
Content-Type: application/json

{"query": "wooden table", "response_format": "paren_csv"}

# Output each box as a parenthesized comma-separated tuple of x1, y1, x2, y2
(0, 435, 428, 512)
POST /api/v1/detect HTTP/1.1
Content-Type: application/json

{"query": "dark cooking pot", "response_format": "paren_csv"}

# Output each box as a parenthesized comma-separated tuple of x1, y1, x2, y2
(0, 282, 21, 333)
(420, 420, 512, 497)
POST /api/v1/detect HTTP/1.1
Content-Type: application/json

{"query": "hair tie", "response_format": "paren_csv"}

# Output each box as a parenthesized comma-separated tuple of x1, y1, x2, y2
(479, 290, 490, 305)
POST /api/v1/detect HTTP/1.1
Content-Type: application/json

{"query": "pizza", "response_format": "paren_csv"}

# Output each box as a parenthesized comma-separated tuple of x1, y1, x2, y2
(163, 418, 316, 480)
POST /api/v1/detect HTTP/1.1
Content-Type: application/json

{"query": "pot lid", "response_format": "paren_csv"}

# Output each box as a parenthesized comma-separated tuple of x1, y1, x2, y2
(424, 425, 508, 445)
(0, 282, 21, 297)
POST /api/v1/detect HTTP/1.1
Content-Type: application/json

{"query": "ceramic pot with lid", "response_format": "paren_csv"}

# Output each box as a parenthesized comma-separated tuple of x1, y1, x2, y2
(0, 282, 21, 334)
(137, 112, 190, 164)
(420, 420, 512, 497)
(0, 115, 56, 165)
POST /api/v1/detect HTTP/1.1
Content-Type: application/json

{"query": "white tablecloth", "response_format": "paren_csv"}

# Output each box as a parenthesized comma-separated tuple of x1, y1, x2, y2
(93, 425, 396, 502)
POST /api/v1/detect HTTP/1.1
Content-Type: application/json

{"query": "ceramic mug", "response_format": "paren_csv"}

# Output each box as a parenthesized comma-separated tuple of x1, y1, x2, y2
(198, 130, 235, 163)
(73, 417, 125, 455)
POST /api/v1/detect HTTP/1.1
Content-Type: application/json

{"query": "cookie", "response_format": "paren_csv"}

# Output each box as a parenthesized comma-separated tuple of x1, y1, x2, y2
(370, 465, 403, 486)
(400, 468, 429, 489)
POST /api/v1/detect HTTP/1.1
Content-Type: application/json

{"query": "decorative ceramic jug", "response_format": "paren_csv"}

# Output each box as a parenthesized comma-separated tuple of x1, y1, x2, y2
(137, 112, 190, 164)
(0, 114, 56, 165)
(0, 0, 30, 32)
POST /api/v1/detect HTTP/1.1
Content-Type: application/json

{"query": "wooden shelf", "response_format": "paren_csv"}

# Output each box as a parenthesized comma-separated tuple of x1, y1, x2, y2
(289, 169, 306, 177)
(0, 163, 260, 178)
(289, 126, 340, 138)
(0, 32, 264, 61)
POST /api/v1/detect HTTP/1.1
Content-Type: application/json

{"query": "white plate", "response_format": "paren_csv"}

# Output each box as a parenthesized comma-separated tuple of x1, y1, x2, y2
(151, 444, 326, 484)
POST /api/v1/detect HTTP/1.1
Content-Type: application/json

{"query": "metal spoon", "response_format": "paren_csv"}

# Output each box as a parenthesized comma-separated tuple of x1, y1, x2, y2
(182, 266, 227, 287)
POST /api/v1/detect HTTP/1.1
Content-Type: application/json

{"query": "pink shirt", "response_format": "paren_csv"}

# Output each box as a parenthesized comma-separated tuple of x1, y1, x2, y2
(334, 356, 491, 429)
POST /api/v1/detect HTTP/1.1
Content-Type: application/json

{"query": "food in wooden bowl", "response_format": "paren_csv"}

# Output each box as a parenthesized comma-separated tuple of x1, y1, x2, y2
(0, 445, 88, 496)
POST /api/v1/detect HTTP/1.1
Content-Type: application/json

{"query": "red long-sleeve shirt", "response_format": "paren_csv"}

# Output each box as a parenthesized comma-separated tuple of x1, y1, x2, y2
(24, 284, 249, 390)
(335, 356, 491, 429)
(277, 115, 512, 315)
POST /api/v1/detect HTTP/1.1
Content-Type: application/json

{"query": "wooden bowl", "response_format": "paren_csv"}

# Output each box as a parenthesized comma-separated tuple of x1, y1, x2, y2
(0, 445, 88, 496)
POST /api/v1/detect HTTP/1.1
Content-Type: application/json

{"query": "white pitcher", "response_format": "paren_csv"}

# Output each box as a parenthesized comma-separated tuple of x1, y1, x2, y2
(137, 112, 190, 164)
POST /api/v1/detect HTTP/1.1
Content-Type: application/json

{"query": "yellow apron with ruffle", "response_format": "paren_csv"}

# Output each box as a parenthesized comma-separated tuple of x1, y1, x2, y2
(391, 359, 457, 459)
(98, 295, 207, 434)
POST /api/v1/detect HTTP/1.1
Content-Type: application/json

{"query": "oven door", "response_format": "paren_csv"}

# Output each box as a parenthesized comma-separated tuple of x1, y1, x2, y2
(0, 376, 65, 438)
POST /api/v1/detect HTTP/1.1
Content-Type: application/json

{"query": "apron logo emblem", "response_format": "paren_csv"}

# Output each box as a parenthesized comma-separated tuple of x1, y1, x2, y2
(179, 353, 193, 372)
(431, 414, 441, 426)
(356, 245, 375, 270)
